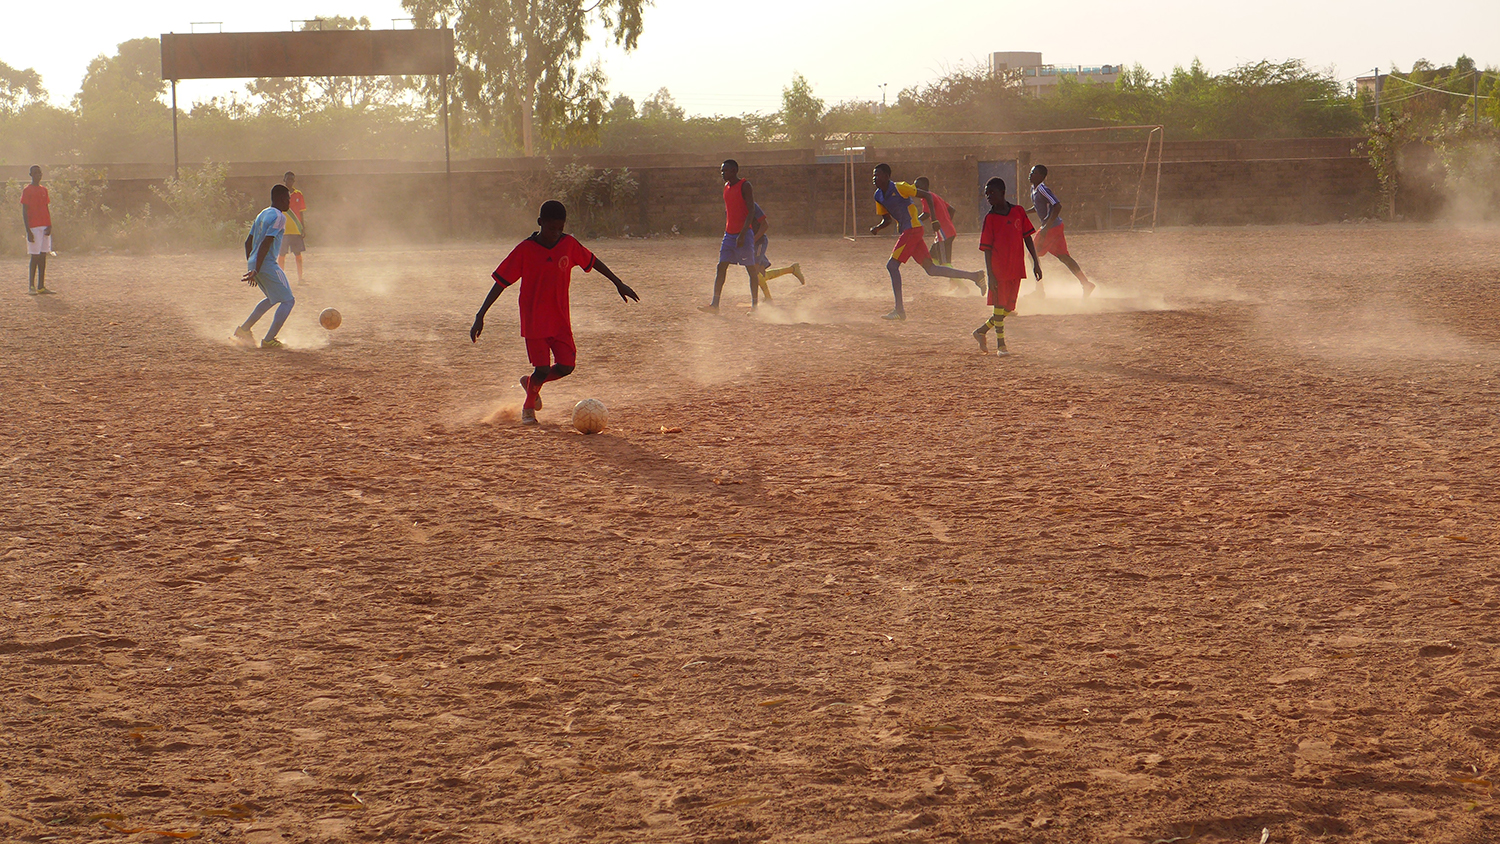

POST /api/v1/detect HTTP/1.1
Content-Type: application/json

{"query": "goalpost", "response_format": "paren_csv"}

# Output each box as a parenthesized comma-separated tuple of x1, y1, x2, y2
(839, 125, 1164, 241)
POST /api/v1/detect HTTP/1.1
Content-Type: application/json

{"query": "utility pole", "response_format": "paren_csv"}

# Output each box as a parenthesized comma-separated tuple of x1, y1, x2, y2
(1373, 67, 1380, 122)
(1474, 71, 1480, 128)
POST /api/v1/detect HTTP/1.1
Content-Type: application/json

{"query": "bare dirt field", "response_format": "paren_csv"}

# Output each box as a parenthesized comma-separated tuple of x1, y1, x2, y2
(3, 224, 1499, 844)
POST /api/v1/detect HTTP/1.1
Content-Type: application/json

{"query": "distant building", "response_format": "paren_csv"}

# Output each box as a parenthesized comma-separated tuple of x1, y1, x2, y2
(990, 51, 1122, 97)
(1354, 74, 1382, 96)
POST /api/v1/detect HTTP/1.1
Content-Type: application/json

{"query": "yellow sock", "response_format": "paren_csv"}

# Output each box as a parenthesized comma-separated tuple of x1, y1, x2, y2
(987, 307, 1009, 342)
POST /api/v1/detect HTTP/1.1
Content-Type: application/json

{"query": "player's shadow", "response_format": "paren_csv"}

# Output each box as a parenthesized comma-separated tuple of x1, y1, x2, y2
(570, 434, 764, 505)
(33, 295, 72, 315)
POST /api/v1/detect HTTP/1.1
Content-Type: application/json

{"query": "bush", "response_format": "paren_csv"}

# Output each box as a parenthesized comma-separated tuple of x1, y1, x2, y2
(145, 161, 255, 249)
(548, 164, 638, 236)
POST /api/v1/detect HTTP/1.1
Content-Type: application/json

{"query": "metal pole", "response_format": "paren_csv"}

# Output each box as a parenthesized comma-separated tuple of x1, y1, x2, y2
(1373, 68, 1380, 122)
(1474, 71, 1480, 128)
(171, 79, 179, 181)
(442, 72, 452, 238)
(1151, 126, 1163, 232)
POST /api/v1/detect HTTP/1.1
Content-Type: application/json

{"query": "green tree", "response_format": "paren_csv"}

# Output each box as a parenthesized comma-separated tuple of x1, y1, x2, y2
(0, 61, 46, 116)
(779, 73, 825, 147)
(73, 37, 170, 161)
(639, 87, 682, 121)
(401, 0, 651, 156)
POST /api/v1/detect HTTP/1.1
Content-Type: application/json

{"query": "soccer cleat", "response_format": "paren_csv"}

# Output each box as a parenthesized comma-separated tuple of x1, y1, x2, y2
(260, 338, 285, 350)
(36, 286, 54, 294)
(697, 304, 720, 314)
(233, 326, 255, 345)
(972, 326, 990, 354)
(970, 272, 986, 293)
(881, 309, 907, 321)
(520, 375, 542, 410)
(520, 407, 538, 426)
(27, 287, 37, 295)
(995, 340, 1009, 356)
(791, 263, 806, 285)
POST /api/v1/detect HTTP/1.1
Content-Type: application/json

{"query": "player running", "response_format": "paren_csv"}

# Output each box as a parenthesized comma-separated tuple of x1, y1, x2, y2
(234, 185, 296, 349)
(749, 202, 805, 303)
(869, 164, 985, 321)
(470, 200, 639, 426)
(20, 165, 53, 295)
(700, 159, 761, 314)
(1028, 165, 1094, 298)
(277, 171, 307, 283)
(974, 177, 1041, 356)
(913, 177, 958, 267)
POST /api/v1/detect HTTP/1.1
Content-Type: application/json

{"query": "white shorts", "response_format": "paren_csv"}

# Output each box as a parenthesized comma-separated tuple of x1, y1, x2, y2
(27, 227, 51, 255)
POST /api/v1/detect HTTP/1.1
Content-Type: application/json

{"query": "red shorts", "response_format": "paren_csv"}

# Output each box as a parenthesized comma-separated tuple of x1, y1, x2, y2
(525, 334, 576, 369)
(890, 227, 931, 265)
(1035, 222, 1069, 257)
(989, 278, 1022, 311)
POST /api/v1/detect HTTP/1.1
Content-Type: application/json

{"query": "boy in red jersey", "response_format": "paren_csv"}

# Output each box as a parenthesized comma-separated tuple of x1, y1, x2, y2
(20, 165, 53, 294)
(1028, 165, 1094, 298)
(470, 201, 639, 426)
(913, 177, 957, 267)
(974, 178, 1041, 356)
(700, 159, 760, 313)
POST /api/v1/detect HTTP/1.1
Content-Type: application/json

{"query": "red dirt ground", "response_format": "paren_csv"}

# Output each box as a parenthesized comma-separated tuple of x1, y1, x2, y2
(3, 225, 1499, 844)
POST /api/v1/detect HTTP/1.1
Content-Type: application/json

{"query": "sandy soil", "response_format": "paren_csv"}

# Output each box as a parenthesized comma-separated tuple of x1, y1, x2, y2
(2, 224, 1499, 844)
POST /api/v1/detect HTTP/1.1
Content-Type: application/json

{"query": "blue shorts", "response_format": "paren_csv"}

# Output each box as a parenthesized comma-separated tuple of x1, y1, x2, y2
(718, 230, 755, 266)
(754, 235, 770, 269)
(255, 266, 294, 303)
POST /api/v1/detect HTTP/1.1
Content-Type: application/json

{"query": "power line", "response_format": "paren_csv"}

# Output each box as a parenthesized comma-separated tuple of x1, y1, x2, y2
(1384, 71, 1492, 100)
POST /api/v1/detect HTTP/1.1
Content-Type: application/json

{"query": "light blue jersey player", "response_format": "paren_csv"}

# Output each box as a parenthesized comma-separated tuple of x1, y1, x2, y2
(234, 185, 296, 349)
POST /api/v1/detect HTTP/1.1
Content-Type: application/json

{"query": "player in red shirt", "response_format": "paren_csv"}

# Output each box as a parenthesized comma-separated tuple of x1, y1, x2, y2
(974, 178, 1041, 356)
(701, 159, 760, 314)
(470, 201, 639, 426)
(913, 177, 958, 268)
(20, 165, 54, 295)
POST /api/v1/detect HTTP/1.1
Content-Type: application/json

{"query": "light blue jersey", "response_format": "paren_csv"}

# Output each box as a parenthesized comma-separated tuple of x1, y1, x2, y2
(247, 207, 286, 273)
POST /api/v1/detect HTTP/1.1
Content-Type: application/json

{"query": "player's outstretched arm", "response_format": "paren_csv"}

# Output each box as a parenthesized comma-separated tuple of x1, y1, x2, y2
(1024, 233, 1042, 280)
(591, 258, 638, 303)
(471, 280, 507, 342)
(241, 236, 275, 284)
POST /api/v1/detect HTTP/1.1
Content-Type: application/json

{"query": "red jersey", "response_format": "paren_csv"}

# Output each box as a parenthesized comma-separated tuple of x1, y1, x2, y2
(21, 185, 50, 228)
(724, 179, 751, 234)
(920, 192, 954, 235)
(492, 233, 596, 339)
(978, 204, 1035, 282)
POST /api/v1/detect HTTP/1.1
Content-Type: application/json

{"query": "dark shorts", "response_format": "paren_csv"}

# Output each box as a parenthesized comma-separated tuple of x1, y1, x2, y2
(754, 235, 770, 269)
(525, 334, 577, 369)
(280, 235, 306, 255)
(719, 230, 755, 266)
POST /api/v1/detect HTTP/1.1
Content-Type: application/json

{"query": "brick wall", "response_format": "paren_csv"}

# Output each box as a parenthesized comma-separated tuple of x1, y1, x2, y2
(8, 136, 1380, 244)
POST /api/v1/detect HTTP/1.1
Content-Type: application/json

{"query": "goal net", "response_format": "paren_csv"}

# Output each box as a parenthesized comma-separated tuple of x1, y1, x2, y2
(834, 125, 1164, 241)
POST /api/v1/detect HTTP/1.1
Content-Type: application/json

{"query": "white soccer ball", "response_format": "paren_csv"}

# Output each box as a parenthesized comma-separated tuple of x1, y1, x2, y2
(572, 398, 608, 434)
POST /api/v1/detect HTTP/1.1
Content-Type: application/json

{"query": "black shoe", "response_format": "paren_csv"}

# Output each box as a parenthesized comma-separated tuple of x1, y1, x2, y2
(882, 309, 906, 321)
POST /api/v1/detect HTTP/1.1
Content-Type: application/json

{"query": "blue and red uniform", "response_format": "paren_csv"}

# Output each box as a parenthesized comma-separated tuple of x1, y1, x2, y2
(874, 181, 931, 265)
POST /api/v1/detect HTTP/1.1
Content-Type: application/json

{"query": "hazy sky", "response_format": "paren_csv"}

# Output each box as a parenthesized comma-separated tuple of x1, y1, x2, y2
(6, 0, 1498, 114)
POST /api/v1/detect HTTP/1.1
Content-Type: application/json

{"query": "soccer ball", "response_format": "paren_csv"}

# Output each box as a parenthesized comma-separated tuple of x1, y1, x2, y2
(319, 308, 342, 330)
(572, 399, 608, 434)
